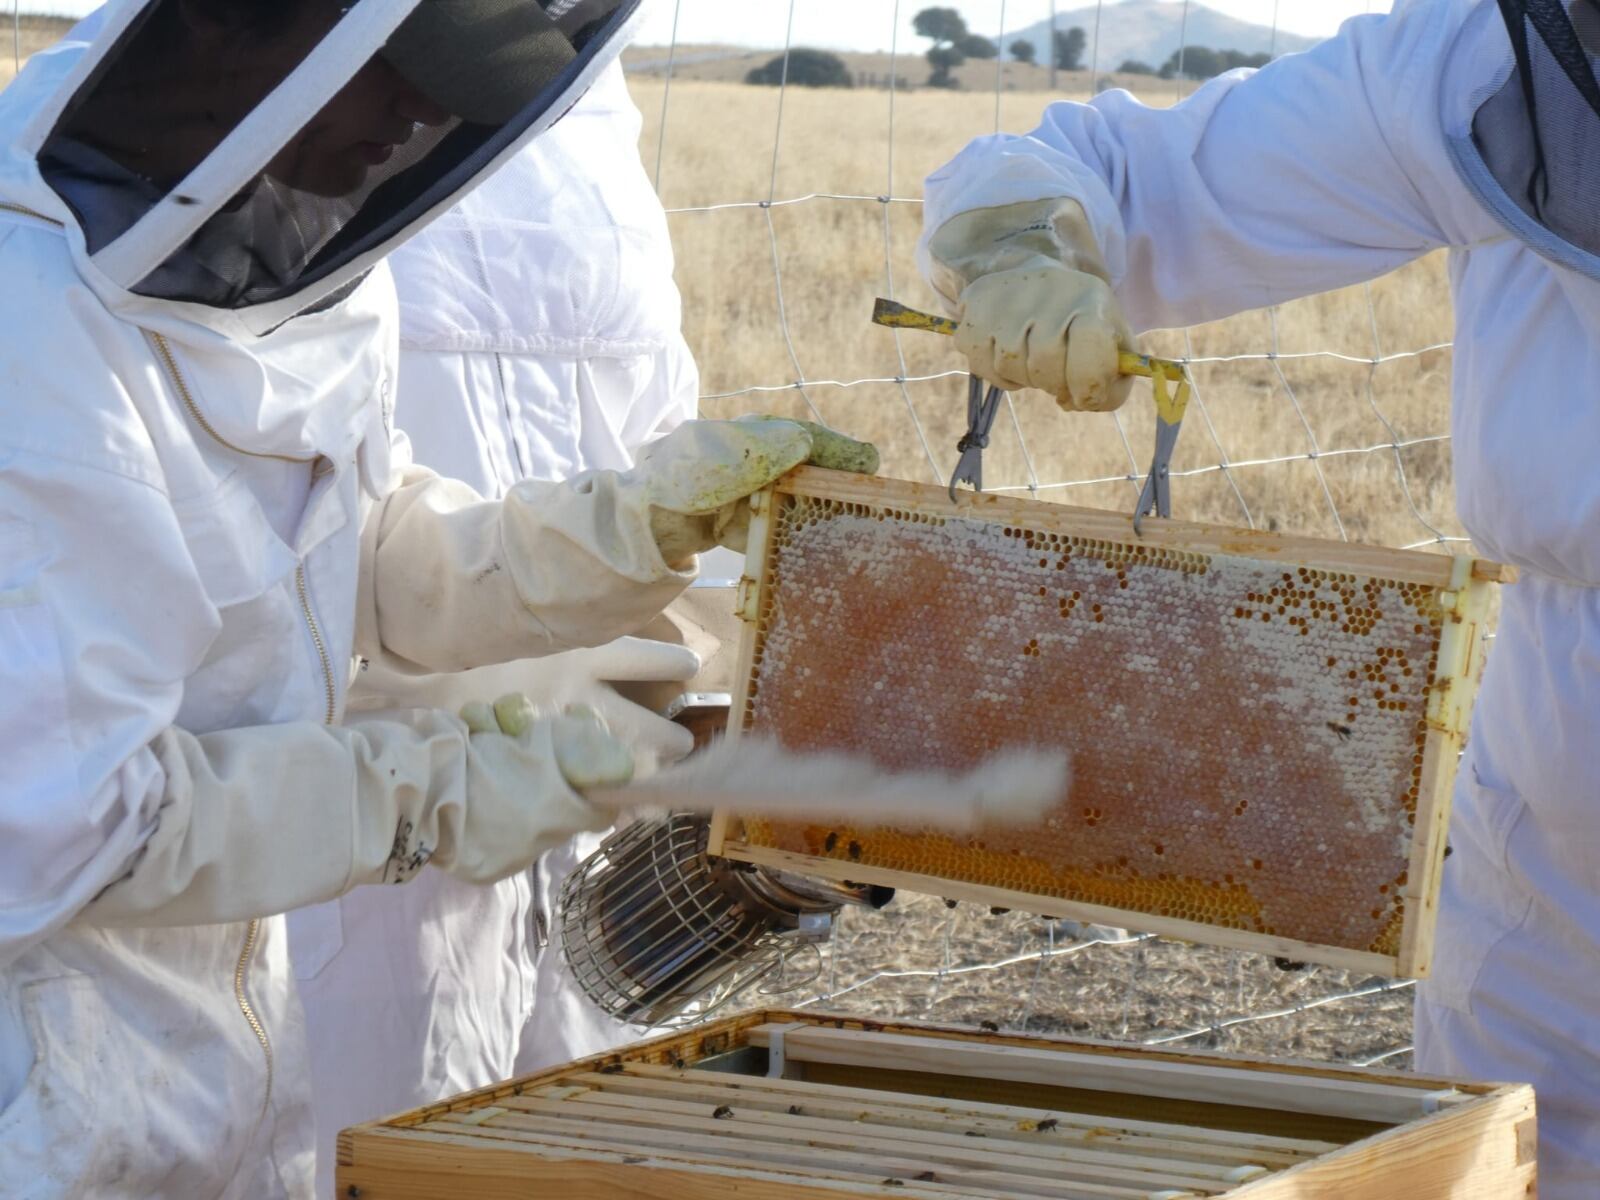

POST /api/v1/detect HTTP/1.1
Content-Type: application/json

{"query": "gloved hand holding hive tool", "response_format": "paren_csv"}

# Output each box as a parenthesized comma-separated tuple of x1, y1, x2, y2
(877, 197, 1191, 530)
(927, 199, 1138, 413)
(874, 296, 1190, 529)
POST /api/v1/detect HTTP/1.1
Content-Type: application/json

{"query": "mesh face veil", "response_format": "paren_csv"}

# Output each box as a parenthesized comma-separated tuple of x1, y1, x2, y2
(36, 0, 640, 316)
(1466, 0, 1600, 265)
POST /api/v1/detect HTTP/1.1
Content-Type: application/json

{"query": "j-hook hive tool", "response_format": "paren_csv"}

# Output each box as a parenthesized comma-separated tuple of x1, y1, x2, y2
(871, 297, 1192, 533)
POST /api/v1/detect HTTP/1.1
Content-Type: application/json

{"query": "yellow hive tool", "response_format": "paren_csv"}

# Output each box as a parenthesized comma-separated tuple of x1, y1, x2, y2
(872, 298, 1191, 531)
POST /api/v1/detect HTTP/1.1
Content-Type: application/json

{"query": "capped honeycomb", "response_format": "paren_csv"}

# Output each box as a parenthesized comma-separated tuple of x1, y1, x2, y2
(720, 472, 1499, 967)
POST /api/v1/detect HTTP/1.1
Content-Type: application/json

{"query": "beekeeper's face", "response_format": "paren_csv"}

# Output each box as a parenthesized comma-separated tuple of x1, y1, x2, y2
(266, 54, 451, 198)
(165, 0, 348, 181)
(171, 1, 452, 198)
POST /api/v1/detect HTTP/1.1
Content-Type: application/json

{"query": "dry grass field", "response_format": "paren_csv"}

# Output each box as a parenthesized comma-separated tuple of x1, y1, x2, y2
(621, 41, 1162, 95)
(631, 75, 1463, 555)
(1, 14, 63, 87)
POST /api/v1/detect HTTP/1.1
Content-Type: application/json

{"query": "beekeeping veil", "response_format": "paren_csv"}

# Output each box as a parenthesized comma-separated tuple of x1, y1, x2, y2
(1448, 0, 1600, 278)
(25, 0, 642, 331)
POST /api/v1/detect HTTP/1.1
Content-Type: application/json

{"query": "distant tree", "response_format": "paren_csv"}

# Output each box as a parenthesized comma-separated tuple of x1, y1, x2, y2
(926, 44, 965, 88)
(912, 6, 969, 45)
(1053, 25, 1087, 71)
(914, 6, 973, 88)
(1009, 38, 1037, 64)
(959, 33, 998, 59)
(1160, 45, 1215, 78)
(745, 48, 854, 88)
(1158, 45, 1269, 80)
(1116, 58, 1155, 75)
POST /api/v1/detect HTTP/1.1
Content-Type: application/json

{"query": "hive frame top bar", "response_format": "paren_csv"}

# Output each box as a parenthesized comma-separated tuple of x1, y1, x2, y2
(710, 468, 1510, 979)
(755, 468, 1515, 589)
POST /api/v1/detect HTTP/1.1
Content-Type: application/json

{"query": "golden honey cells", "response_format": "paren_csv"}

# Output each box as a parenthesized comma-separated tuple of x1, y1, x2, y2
(740, 495, 1449, 954)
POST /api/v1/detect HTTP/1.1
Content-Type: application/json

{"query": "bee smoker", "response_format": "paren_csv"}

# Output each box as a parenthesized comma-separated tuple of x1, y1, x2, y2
(559, 807, 891, 1027)
(561, 573, 893, 1026)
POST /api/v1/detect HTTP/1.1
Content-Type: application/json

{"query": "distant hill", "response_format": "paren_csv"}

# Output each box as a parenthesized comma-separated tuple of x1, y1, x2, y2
(622, 44, 1156, 95)
(1005, 0, 1318, 71)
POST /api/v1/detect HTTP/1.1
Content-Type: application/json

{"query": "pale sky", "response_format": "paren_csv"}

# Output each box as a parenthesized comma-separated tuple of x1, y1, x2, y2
(23, 0, 1392, 49)
(631, 0, 1391, 53)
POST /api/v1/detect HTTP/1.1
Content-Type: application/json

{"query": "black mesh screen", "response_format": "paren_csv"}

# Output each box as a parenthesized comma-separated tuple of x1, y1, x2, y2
(37, 0, 637, 310)
(39, 0, 352, 259)
(1474, 0, 1600, 255)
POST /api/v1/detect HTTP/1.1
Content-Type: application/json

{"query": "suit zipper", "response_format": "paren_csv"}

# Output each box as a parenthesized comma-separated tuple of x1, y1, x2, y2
(0, 201, 61, 226)
(232, 918, 273, 1116)
(296, 564, 339, 726)
(149, 331, 339, 1136)
(227, 569, 336, 1132)
(147, 331, 310, 464)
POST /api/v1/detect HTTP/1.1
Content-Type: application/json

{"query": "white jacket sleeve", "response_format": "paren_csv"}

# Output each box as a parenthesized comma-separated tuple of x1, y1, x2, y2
(0, 450, 607, 956)
(918, 3, 1461, 332)
(356, 459, 695, 675)
(82, 711, 608, 928)
(0, 450, 208, 969)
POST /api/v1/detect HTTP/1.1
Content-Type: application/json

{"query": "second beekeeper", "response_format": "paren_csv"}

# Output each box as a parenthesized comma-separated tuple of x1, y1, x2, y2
(917, 1, 1600, 1192)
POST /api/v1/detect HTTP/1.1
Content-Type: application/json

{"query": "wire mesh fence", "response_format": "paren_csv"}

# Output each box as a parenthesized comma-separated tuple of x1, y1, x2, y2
(633, 0, 1443, 1068)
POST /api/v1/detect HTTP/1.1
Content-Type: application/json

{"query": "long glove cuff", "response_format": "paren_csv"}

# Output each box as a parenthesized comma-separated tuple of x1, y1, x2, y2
(81, 711, 609, 928)
(927, 197, 1113, 307)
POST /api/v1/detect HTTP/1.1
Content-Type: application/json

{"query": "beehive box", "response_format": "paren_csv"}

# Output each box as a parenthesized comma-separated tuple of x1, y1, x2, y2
(336, 1009, 1536, 1198)
(709, 469, 1511, 977)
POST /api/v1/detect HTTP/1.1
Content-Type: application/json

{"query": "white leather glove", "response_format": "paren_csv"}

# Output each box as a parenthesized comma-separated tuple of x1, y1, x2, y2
(353, 637, 701, 770)
(361, 417, 876, 673)
(927, 198, 1136, 413)
(80, 705, 626, 928)
(459, 693, 634, 785)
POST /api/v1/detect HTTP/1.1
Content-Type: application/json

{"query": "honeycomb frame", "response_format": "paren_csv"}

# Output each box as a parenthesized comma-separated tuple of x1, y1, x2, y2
(709, 468, 1511, 977)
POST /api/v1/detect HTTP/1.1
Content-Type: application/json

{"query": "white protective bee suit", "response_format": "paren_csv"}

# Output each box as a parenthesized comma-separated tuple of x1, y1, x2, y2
(0, 0, 834, 1194)
(289, 58, 708, 1192)
(919, 0, 1600, 1191)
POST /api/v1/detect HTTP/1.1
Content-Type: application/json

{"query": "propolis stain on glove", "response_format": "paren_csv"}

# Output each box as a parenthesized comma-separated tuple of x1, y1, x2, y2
(794, 420, 880, 475)
(744, 415, 881, 475)
(643, 418, 880, 564)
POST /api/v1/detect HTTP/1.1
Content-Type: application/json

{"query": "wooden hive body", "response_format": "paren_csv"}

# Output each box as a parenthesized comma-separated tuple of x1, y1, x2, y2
(709, 469, 1510, 976)
(336, 1010, 1536, 1199)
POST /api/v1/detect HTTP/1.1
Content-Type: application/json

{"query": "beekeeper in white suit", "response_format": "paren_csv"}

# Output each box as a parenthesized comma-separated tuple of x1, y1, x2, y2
(0, 0, 868, 1194)
(919, 0, 1600, 1190)
(289, 54, 709, 1188)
